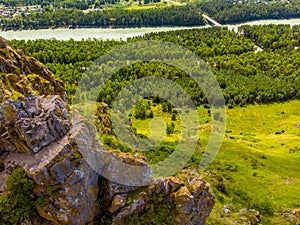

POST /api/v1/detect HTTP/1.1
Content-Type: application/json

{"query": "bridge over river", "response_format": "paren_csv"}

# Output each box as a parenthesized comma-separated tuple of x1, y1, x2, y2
(202, 14, 222, 27)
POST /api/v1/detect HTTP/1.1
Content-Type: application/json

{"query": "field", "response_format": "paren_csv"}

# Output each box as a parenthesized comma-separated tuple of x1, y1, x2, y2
(132, 100, 300, 224)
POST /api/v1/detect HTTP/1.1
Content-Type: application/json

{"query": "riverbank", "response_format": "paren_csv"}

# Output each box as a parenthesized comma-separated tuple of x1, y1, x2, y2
(1, 18, 300, 41)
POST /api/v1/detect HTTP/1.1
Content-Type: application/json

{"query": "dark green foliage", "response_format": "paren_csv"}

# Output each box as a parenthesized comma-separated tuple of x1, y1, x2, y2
(1, 4, 205, 30)
(0, 0, 121, 8)
(166, 122, 175, 135)
(134, 101, 146, 119)
(9, 25, 299, 107)
(0, 167, 37, 224)
(289, 146, 300, 154)
(240, 24, 300, 51)
(275, 130, 285, 135)
(148, 110, 154, 118)
(122, 193, 177, 225)
(144, 142, 176, 164)
(171, 113, 176, 121)
(133, 100, 154, 119)
(249, 199, 275, 216)
(162, 102, 172, 113)
(71, 151, 83, 167)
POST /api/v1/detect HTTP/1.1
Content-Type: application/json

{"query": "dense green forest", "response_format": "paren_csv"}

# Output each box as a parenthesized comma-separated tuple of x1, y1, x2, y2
(0, 0, 122, 8)
(2, 0, 300, 30)
(9, 24, 300, 107)
(0, 0, 119, 7)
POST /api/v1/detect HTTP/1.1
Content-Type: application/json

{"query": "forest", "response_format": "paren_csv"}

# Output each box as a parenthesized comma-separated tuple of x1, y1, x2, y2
(9, 24, 300, 108)
(0, 0, 126, 9)
(2, 20, 300, 225)
(0, 0, 115, 7)
(1, 0, 300, 30)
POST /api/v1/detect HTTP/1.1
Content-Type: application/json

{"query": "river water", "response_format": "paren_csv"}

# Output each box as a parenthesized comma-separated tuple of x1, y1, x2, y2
(1, 18, 299, 41)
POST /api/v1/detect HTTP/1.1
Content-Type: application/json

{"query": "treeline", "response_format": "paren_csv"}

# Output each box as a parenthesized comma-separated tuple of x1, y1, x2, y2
(239, 24, 300, 50)
(9, 25, 300, 107)
(202, 0, 300, 24)
(0, 0, 46, 6)
(1, 6, 204, 30)
(2, 0, 300, 30)
(0, 0, 99, 8)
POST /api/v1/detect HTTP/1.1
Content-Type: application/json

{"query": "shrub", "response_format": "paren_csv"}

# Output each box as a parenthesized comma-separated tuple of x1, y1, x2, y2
(171, 113, 177, 121)
(249, 199, 275, 216)
(0, 167, 37, 224)
(166, 122, 174, 135)
(121, 193, 177, 225)
(71, 152, 82, 167)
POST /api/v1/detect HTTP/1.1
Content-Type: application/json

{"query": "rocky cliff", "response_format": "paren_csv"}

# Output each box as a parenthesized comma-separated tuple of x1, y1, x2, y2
(0, 37, 215, 225)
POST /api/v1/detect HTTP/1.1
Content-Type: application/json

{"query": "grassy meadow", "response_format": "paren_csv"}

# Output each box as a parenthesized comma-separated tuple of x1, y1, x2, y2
(131, 100, 300, 224)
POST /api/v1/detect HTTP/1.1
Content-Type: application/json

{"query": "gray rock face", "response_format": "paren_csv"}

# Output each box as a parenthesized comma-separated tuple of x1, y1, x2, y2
(0, 94, 215, 225)
(0, 41, 66, 100)
(1, 122, 100, 225)
(29, 131, 100, 225)
(0, 93, 98, 224)
(282, 209, 300, 224)
(108, 175, 215, 225)
(0, 37, 7, 48)
(109, 194, 127, 213)
(0, 95, 71, 153)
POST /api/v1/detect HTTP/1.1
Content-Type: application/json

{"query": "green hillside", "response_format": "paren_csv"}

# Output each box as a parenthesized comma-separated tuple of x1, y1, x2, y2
(7, 23, 300, 224)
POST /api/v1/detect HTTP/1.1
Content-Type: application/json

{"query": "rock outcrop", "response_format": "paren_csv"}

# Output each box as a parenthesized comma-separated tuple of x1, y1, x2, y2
(282, 208, 300, 225)
(106, 173, 214, 225)
(0, 95, 71, 154)
(0, 37, 65, 102)
(0, 98, 100, 224)
(0, 38, 215, 224)
(237, 208, 261, 225)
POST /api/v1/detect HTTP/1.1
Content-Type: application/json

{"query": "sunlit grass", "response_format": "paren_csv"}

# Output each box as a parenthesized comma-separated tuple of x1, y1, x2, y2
(132, 100, 300, 224)
(205, 100, 300, 224)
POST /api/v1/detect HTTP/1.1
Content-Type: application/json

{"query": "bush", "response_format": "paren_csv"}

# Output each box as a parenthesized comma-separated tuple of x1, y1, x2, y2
(275, 130, 285, 135)
(0, 167, 37, 224)
(166, 122, 175, 135)
(122, 193, 177, 224)
(249, 199, 275, 216)
(171, 113, 176, 121)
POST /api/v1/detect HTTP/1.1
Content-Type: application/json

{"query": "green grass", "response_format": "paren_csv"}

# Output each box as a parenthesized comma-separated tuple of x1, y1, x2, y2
(126, 2, 163, 10)
(131, 103, 182, 143)
(131, 100, 300, 224)
(205, 100, 300, 224)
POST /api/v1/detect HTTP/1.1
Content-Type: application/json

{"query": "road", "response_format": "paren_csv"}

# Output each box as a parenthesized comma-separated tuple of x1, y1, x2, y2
(164, 0, 183, 6)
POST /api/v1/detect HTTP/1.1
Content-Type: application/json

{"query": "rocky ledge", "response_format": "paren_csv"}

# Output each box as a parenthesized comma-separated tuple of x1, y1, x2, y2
(0, 37, 215, 224)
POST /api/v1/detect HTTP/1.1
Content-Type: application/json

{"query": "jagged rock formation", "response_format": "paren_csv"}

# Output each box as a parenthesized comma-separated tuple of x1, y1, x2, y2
(0, 95, 71, 154)
(105, 172, 214, 225)
(0, 37, 65, 102)
(0, 37, 215, 224)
